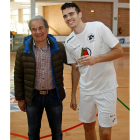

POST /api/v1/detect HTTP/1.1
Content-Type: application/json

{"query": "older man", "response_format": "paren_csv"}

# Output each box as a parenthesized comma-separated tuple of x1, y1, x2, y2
(14, 15, 67, 140)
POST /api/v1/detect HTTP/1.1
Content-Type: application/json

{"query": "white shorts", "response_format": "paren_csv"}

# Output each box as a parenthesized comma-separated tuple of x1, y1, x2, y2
(78, 89, 117, 127)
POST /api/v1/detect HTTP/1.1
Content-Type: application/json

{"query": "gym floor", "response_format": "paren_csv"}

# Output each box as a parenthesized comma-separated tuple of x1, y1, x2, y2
(10, 51, 129, 140)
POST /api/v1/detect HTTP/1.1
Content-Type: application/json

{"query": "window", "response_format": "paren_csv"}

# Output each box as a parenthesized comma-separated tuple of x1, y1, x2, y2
(23, 9, 30, 15)
(22, 8, 38, 34)
(10, 8, 38, 34)
(35, 8, 38, 15)
(10, 10, 18, 32)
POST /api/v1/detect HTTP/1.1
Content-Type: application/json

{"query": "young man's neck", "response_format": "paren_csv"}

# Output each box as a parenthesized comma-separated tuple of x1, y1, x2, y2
(73, 21, 86, 34)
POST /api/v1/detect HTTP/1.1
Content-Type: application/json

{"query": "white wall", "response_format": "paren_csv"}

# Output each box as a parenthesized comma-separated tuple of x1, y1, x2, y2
(38, 6, 43, 16)
(54, 36, 130, 47)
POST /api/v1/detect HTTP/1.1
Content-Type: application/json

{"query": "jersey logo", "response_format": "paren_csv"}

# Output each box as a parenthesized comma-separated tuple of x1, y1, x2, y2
(87, 33, 95, 43)
(67, 36, 74, 43)
(81, 47, 91, 56)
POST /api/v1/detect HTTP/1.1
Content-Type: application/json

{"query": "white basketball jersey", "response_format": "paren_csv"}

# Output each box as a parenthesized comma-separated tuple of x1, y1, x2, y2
(65, 22, 119, 95)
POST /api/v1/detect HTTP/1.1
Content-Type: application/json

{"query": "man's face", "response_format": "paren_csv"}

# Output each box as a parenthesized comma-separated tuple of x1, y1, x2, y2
(30, 19, 48, 43)
(62, 7, 82, 29)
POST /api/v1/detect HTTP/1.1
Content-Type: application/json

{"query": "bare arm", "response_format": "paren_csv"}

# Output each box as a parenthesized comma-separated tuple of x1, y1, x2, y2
(78, 43, 123, 66)
(70, 63, 80, 111)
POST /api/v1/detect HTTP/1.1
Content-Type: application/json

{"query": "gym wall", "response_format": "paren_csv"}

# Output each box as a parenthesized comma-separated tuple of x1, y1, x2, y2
(42, 1, 129, 36)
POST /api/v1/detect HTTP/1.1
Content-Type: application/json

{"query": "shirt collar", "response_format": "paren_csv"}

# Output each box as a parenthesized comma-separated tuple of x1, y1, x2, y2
(33, 37, 50, 48)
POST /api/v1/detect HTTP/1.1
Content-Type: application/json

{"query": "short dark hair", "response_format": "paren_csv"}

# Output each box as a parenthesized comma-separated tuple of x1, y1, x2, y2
(61, 2, 81, 13)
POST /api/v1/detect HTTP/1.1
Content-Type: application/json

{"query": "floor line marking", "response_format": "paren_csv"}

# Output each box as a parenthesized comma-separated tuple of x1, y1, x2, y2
(117, 98, 130, 111)
(11, 115, 98, 139)
(10, 133, 28, 139)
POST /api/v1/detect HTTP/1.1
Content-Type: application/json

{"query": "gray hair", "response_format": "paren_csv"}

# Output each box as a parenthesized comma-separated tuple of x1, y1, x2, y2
(28, 15, 49, 31)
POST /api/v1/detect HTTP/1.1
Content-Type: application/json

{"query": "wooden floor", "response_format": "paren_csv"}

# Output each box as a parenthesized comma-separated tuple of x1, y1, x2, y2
(10, 52, 130, 140)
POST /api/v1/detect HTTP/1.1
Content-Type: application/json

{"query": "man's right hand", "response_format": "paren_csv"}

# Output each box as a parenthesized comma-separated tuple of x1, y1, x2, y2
(18, 100, 26, 112)
(70, 96, 77, 111)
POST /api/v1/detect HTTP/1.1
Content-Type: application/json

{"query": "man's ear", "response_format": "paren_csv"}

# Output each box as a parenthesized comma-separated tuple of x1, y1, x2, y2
(78, 12, 82, 19)
(47, 27, 49, 33)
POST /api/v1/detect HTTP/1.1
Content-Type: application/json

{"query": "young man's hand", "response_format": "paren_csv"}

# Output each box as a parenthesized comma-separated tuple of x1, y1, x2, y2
(70, 96, 77, 111)
(78, 55, 97, 66)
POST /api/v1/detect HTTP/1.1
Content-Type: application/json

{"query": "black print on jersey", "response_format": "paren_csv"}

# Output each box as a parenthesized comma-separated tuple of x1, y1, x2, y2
(112, 118, 116, 122)
(67, 36, 74, 43)
(74, 45, 80, 50)
(87, 33, 95, 43)
(110, 114, 115, 118)
(83, 47, 91, 56)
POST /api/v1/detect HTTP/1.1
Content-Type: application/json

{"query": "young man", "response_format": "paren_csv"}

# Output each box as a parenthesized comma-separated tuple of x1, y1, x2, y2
(61, 3, 123, 140)
(14, 15, 67, 140)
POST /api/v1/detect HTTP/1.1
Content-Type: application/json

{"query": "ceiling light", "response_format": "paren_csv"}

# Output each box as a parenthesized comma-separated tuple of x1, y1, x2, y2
(15, 0, 30, 2)
(91, 10, 94, 13)
(20, 4, 30, 6)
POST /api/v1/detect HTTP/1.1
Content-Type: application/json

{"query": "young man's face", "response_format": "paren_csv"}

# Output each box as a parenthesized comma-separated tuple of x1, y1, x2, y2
(30, 19, 48, 43)
(62, 7, 82, 29)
